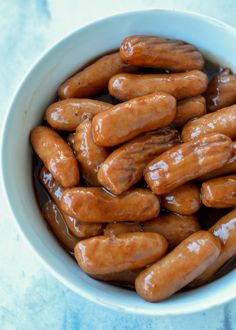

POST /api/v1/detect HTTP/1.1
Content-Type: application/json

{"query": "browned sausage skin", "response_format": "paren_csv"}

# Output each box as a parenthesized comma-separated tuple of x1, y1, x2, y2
(108, 71, 208, 101)
(31, 126, 80, 188)
(191, 209, 236, 286)
(58, 52, 138, 99)
(120, 35, 204, 71)
(39, 167, 103, 238)
(144, 133, 233, 195)
(205, 68, 236, 112)
(74, 120, 109, 186)
(182, 104, 236, 142)
(161, 182, 202, 215)
(42, 201, 79, 252)
(98, 127, 180, 195)
(143, 212, 200, 248)
(74, 232, 168, 275)
(201, 175, 236, 208)
(92, 92, 176, 147)
(60, 188, 160, 223)
(91, 269, 141, 285)
(46, 99, 112, 131)
(199, 141, 236, 180)
(173, 96, 206, 128)
(135, 231, 221, 302)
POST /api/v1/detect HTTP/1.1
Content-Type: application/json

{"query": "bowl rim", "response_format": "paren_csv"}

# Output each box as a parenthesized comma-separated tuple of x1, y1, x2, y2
(1, 8, 236, 315)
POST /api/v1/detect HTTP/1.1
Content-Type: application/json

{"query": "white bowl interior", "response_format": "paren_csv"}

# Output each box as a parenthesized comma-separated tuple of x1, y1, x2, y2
(1, 10, 236, 315)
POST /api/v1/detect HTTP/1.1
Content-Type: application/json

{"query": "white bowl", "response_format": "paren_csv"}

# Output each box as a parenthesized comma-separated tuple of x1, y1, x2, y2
(1, 9, 236, 315)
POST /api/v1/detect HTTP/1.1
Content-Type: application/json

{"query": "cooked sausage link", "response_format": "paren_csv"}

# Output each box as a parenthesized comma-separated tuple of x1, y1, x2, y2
(60, 188, 160, 222)
(46, 99, 112, 131)
(120, 35, 204, 71)
(74, 232, 168, 275)
(190, 209, 236, 286)
(42, 201, 79, 252)
(205, 69, 236, 112)
(201, 175, 236, 208)
(31, 126, 80, 188)
(144, 133, 233, 195)
(143, 213, 200, 247)
(91, 269, 142, 285)
(74, 121, 109, 186)
(135, 231, 221, 302)
(108, 71, 208, 101)
(199, 141, 236, 180)
(39, 167, 103, 238)
(173, 96, 206, 128)
(98, 127, 180, 195)
(92, 92, 176, 147)
(58, 52, 138, 99)
(161, 182, 201, 215)
(182, 104, 236, 142)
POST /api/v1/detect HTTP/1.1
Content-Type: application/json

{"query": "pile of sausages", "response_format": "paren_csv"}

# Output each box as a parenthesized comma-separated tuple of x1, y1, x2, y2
(31, 35, 236, 302)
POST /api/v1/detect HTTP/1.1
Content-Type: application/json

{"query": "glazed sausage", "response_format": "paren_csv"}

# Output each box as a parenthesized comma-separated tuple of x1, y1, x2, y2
(46, 99, 112, 131)
(67, 133, 75, 151)
(104, 222, 142, 236)
(60, 188, 160, 222)
(199, 141, 236, 180)
(191, 209, 236, 286)
(42, 201, 79, 252)
(143, 213, 200, 247)
(135, 231, 221, 302)
(144, 133, 233, 195)
(31, 126, 80, 188)
(74, 121, 109, 186)
(120, 35, 204, 71)
(182, 104, 236, 142)
(205, 69, 236, 112)
(201, 175, 236, 208)
(108, 71, 208, 101)
(161, 182, 201, 215)
(98, 127, 180, 195)
(74, 232, 168, 275)
(92, 92, 176, 147)
(173, 96, 206, 128)
(58, 52, 138, 99)
(39, 167, 103, 238)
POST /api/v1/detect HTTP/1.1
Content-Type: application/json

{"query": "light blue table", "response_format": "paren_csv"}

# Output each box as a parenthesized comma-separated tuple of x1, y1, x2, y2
(0, 1, 236, 329)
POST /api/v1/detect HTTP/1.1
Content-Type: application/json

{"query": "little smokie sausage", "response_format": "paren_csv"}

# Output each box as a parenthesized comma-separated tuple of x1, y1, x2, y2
(182, 104, 236, 142)
(199, 141, 236, 180)
(191, 209, 236, 286)
(42, 201, 79, 253)
(60, 188, 160, 222)
(92, 92, 176, 147)
(104, 222, 142, 236)
(161, 182, 201, 215)
(31, 126, 80, 188)
(120, 35, 204, 71)
(58, 52, 138, 99)
(74, 120, 109, 186)
(40, 167, 103, 238)
(98, 127, 180, 195)
(143, 213, 200, 247)
(46, 99, 112, 131)
(201, 175, 236, 208)
(144, 133, 233, 195)
(205, 69, 236, 112)
(74, 232, 168, 275)
(135, 231, 221, 302)
(173, 96, 206, 128)
(108, 71, 208, 101)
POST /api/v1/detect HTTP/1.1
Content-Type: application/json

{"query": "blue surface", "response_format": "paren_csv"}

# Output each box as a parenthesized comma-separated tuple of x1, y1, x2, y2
(0, 1, 236, 329)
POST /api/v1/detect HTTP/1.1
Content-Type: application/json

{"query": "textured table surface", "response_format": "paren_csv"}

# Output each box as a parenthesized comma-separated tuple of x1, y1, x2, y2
(0, 1, 236, 329)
